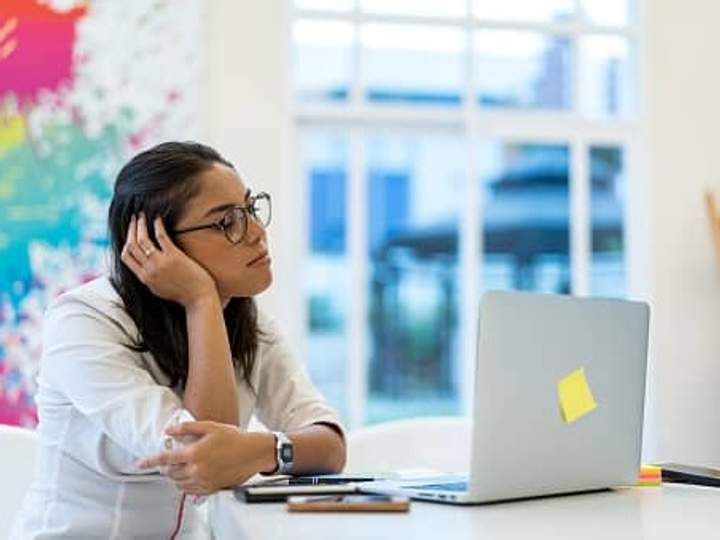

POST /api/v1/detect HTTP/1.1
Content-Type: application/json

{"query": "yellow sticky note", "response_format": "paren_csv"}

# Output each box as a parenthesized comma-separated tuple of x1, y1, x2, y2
(557, 367, 597, 424)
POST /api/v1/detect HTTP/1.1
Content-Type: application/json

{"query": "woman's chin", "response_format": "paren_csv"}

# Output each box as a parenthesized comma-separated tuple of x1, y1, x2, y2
(255, 270, 273, 294)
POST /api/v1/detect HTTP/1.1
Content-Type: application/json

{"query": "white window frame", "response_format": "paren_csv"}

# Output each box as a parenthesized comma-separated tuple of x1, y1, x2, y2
(291, 0, 641, 428)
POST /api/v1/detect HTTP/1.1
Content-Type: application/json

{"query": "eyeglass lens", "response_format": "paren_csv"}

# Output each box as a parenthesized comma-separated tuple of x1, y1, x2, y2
(225, 196, 271, 244)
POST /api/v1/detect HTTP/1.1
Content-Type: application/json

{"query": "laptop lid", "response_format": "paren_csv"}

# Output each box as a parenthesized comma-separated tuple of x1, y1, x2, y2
(467, 290, 650, 502)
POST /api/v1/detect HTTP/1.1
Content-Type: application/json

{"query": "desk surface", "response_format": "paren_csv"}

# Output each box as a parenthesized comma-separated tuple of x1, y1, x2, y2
(208, 484, 720, 540)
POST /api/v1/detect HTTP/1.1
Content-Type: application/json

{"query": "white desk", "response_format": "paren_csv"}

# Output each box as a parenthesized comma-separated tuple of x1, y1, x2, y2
(208, 484, 720, 539)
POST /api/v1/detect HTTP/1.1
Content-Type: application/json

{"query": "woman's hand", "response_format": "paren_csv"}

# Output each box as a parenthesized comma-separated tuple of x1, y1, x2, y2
(121, 213, 217, 309)
(137, 421, 276, 495)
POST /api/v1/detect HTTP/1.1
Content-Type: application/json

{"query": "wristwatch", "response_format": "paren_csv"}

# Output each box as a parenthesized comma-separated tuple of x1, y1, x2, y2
(272, 431, 294, 475)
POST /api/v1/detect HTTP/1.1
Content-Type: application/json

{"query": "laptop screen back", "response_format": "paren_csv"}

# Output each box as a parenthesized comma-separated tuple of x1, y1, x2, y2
(468, 291, 649, 502)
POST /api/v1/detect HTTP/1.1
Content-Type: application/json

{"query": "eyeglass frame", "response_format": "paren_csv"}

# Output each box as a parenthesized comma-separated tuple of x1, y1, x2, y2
(172, 191, 271, 245)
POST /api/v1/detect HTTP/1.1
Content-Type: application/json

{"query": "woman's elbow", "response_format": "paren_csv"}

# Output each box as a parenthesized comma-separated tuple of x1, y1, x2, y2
(329, 432, 347, 473)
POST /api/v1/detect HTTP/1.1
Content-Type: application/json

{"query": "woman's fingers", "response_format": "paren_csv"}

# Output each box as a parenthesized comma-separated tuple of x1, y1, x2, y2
(121, 213, 169, 277)
(176, 480, 210, 495)
(167, 464, 193, 482)
(165, 421, 216, 438)
(165, 464, 212, 494)
(121, 214, 156, 286)
(163, 464, 210, 494)
(122, 214, 149, 261)
(121, 215, 146, 272)
(126, 214, 138, 245)
(119, 213, 217, 306)
(137, 448, 190, 469)
(136, 213, 159, 258)
(121, 249, 145, 278)
(154, 216, 175, 253)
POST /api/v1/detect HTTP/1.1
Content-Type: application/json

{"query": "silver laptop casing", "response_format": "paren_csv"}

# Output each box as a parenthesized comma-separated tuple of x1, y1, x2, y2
(362, 290, 650, 504)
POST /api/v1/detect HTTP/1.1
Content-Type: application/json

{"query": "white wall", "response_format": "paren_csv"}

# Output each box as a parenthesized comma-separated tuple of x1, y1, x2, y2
(200, 0, 303, 353)
(643, 0, 720, 467)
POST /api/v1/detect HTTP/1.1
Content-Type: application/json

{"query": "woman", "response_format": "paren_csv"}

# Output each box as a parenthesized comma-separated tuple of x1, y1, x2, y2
(12, 142, 346, 538)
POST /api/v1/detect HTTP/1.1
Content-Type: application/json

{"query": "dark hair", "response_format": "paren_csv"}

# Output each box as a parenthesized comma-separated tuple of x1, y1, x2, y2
(108, 141, 258, 392)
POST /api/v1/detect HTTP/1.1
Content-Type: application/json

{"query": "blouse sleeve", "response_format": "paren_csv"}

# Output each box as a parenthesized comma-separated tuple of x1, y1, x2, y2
(39, 290, 192, 460)
(253, 312, 345, 439)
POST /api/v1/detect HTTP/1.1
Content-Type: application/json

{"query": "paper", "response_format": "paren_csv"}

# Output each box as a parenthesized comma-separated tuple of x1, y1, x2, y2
(557, 367, 597, 424)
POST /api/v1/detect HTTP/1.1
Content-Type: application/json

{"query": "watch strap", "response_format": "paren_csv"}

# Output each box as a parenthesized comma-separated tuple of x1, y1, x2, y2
(272, 431, 294, 475)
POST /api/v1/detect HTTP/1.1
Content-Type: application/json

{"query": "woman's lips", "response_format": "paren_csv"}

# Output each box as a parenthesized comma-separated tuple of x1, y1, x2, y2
(247, 252, 270, 267)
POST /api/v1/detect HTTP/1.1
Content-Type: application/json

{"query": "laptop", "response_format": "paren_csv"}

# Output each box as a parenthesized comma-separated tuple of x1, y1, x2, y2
(361, 290, 650, 504)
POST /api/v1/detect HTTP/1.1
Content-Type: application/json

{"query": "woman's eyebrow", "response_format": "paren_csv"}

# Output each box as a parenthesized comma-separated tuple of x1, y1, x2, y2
(202, 189, 252, 218)
(202, 203, 235, 218)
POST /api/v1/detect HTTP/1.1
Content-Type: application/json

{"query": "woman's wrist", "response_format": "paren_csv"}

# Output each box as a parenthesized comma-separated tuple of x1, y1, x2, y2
(183, 287, 220, 313)
(222, 431, 280, 487)
(245, 432, 278, 477)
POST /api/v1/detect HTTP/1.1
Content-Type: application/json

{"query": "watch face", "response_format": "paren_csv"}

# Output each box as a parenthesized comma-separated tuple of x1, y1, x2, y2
(281, 444, 293, 461)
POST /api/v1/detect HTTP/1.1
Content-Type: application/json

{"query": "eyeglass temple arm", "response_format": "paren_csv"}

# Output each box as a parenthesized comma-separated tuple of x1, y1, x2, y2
(173, 223, 221, 235)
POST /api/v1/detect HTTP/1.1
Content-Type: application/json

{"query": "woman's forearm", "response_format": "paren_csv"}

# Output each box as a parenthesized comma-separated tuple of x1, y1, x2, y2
(257, 424, 346, 475)
(183, 294, 239, 425)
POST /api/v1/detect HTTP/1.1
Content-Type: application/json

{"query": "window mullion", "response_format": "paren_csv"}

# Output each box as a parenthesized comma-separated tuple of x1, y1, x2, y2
(347, 127, 368, 430)
(570, 138, 590, 296)
(342, 0, 367, 430)
(294, 9, 638, 39)
(350, 2, 362, 108)
(459, 0, 480, 416)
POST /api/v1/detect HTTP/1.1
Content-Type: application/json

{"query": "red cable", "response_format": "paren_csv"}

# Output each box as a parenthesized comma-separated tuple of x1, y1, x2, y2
(169, 493, 187, 540)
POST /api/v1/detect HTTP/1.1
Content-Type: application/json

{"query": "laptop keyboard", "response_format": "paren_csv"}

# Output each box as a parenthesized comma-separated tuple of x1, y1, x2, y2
(408, 481, 468, 492)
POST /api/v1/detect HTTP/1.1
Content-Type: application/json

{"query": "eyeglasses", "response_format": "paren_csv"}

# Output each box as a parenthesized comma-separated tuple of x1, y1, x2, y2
(173, 192, 271, 245)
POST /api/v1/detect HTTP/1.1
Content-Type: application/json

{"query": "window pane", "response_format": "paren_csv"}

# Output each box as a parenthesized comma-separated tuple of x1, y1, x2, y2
(475, 31, 572, 110)
(474, 0, 574, 22)
(581, 0, 631, 26)
(590, 146, 625, 297)
(293, 20, 353, 102)
(579, 35, 633, 117)
(361, 24, 464, 106)
(304, 129, 350, 422)
(366, 132, 463, 423)
(360, 0, 466, 18)
(295, 0, 354, 12)
(479, 142, 571, 293)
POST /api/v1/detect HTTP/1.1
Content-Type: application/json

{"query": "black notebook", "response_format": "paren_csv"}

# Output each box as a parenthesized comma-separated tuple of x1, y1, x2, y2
(656, 462, 720, 488)
(235, 483, 361, 503)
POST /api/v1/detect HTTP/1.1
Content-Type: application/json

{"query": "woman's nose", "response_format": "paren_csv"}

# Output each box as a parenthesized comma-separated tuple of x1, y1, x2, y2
(244, 214, 266, 245)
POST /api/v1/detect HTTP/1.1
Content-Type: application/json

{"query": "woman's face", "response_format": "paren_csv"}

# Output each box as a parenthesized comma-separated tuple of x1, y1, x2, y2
(173, 162, 272, 300)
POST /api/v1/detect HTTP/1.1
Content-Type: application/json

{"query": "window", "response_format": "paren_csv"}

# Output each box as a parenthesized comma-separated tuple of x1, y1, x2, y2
(292, 0, 638, 427)
(303, 129, 350, 420)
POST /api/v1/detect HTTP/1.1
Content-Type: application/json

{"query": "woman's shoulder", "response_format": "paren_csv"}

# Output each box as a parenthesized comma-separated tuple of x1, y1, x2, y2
(256, 308, 293, 347)
(47, 274, 134, 331)
(254, 308, 290, 360)
(255, 307, 277, 336)
(50, 274, 120, 309)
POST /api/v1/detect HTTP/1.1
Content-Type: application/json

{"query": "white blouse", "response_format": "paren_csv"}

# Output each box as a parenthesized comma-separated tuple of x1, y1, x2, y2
(11, 276, 343, 539)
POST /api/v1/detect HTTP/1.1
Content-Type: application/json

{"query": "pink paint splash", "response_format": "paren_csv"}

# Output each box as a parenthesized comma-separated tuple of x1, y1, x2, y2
(0, 0, 87, 107)
(0, 394, 37, 426)
(0, 361, 37, 427)
(126, 89, 183, 151)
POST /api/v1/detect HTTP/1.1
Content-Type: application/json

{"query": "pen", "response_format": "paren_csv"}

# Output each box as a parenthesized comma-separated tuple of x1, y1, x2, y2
(289, 476, 376, 485)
